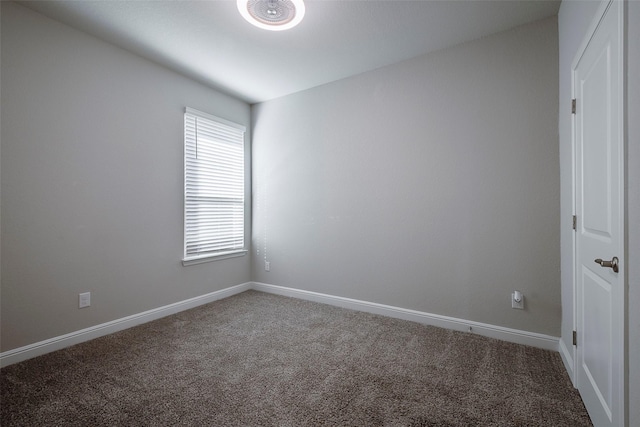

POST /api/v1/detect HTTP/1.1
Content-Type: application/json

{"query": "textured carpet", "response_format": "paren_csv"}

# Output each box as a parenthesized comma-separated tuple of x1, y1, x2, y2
(1, 290, 592, 426)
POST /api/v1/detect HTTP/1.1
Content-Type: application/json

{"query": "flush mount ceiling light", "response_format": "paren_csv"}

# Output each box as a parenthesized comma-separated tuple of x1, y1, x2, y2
(237, 0, 305, 31)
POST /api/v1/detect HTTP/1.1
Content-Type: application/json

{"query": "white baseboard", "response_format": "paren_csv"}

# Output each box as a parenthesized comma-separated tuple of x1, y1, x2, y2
(252, 282, 560, 352)
(559, 337, 576, 387)
(0, 282, 252, 368)
(1, 280, 561, 368)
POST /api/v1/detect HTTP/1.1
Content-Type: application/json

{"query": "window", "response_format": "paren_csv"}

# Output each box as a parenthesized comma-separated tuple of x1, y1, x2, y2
(183, 107, 246, 265)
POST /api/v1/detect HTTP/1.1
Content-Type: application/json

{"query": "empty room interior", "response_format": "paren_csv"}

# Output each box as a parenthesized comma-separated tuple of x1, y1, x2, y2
(1, 0, 638, 426)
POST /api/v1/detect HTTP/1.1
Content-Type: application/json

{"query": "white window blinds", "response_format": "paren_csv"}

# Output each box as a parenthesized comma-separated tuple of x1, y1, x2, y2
(184, 108, 246, 263)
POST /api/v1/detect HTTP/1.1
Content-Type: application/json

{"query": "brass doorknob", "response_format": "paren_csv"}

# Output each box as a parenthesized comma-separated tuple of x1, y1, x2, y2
(594, 256, 619, 273)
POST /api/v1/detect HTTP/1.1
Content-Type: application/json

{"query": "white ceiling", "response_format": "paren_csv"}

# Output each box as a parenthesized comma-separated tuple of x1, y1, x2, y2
(20, 0, 561, 104)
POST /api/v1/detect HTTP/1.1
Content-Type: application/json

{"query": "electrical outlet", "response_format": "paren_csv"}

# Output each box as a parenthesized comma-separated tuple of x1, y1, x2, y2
(511, 291, 524, 309)
(79, 292, 91, 309)
(265, 261, 270, 272)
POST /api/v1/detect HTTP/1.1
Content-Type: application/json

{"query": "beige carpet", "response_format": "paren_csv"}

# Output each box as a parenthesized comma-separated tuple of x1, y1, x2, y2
(1, 290, 592, 426)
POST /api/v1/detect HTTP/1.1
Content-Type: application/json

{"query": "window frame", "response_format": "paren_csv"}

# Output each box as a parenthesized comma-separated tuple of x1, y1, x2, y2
(182, 107, 248, 266)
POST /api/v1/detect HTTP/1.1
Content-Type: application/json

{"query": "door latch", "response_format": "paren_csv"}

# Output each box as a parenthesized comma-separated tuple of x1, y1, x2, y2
(594, 257, 619, 273)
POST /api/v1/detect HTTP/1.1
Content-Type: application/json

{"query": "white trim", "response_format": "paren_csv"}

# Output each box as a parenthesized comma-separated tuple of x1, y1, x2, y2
(1, 281, 562, 368)
(0, 282, 252, 368)
(252, 282, 559, 352)
(182, 250, 248, 266)
(569, 25, 579, 389)
(559, 337, 576, 384)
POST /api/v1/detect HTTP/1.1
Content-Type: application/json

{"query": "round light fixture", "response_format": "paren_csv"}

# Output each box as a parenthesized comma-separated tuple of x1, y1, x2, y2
(237, 0, 305, 31)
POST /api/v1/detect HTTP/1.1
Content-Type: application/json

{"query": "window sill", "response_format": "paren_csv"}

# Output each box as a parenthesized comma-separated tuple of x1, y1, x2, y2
(182, 250, 247, 267)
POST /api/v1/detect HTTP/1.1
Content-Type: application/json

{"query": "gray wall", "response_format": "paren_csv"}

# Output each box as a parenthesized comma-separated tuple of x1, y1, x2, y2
(252, 17, 560, 336)
(0, 2, 251, 352)
(558, 1, 639, 424)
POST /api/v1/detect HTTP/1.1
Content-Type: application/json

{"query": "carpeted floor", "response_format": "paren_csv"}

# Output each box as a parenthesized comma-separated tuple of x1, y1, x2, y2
(1, 290, 592, 426)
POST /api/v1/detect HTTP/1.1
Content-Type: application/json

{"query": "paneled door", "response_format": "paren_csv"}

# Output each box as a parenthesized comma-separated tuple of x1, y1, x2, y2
(573, 1, 625, 426)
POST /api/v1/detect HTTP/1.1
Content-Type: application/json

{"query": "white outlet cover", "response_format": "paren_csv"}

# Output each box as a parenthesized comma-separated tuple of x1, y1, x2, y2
(79, 292, 91, 308)
(511, 292, 524, 309)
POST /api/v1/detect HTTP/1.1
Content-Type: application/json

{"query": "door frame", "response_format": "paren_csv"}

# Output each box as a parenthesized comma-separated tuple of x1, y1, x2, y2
(570, 0, 626, 424)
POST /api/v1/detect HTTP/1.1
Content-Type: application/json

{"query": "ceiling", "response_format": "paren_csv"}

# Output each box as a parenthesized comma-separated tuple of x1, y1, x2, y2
(20, 0, 561, 104)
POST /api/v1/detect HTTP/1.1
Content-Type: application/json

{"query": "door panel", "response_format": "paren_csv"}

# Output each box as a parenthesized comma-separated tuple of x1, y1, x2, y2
(581, 23, 613, 238)
(573, 1, 624, 426)
(582, 268, 612, 415)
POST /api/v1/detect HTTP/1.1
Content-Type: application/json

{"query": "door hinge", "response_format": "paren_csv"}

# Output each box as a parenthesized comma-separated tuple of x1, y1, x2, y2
(573, 330, 577, 346)
(571, 99, 576, 114)
(572, 215, 577, 230)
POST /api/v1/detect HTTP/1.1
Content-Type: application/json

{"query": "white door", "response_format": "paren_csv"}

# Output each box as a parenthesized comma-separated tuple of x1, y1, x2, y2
(573, 1, 625, 426)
